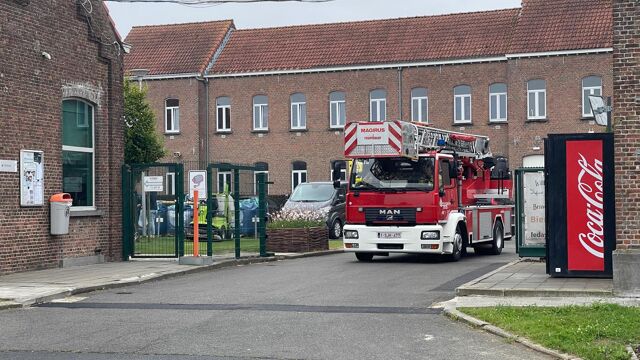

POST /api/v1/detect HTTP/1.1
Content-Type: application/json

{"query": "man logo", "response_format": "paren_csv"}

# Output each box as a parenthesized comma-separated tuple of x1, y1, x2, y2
(379, 209, 401, 215)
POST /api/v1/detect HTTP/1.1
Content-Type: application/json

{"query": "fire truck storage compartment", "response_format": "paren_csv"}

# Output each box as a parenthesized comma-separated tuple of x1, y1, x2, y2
(544, 133, 615, 278)
(471, 209, 493, 241)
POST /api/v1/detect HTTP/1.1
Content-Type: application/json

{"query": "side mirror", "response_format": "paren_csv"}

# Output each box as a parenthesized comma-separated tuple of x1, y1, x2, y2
(332, 162, 342, 182)
(333, 180, 340, 189)
(439, 189, 445, 197)
(449, 163, 458, 180)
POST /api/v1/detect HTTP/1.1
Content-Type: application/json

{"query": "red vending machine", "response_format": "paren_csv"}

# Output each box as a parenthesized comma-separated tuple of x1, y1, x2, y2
(544, 133, 615, 278)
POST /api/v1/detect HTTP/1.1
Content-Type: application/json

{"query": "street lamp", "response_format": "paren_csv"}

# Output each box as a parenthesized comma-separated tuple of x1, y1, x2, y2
(130, 68, 149, 90)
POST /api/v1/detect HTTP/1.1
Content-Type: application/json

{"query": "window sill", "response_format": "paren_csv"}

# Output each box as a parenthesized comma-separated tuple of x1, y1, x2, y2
(165, 131, 180, 135)
(489, 120, 508, 124)
(526, 118, 548, 123)
(251, 130, 269, 134)
(580, 116, 596, 121)
(70, 209, 103, 217)
(290, 129, 308, 133)
(328, 127, 344, 132)
(216, 130, 233, 135)
(452, 122, 473, 126)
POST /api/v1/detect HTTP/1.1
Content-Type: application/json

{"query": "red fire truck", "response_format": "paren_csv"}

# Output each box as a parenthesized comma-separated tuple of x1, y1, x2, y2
(332, 121, 513, 262)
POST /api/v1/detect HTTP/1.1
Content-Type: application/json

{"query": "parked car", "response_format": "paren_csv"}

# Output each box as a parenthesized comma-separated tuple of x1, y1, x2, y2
(282, 182, 346, 239)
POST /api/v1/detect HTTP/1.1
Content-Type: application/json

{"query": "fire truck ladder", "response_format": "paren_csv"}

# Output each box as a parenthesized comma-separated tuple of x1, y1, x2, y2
(410, 123, 492, 159)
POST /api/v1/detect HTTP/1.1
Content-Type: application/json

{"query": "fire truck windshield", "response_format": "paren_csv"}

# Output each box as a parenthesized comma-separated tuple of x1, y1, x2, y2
(350, 157, 435, 192)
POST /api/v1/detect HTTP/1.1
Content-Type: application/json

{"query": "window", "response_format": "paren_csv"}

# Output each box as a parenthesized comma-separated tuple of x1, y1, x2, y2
(217, 171, 232, 193)
(439, 160, 452, 191)
(582, 76, 602, 118)
(454, 85, 471, 124)
(411, 88, 428, 123)
(527, 80, 546, 120)
(292, 161, 307, 192)
(165, 173, 175, 196)
(489, 83, 508, 122)
(254, 162, 269, 195)
(331, 160, 347, 181)
(329, 91, 346, 128)
(370, 89, 386, 121)
(290, 93, 307, 130)
(62, 99, 94, 208)
(165, 99, 179, 133)
(216, 97, 231, 132)
(253, 95, 268, 131)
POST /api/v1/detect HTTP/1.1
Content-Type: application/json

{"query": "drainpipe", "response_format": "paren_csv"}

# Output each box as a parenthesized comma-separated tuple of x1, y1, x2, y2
(196, 75, 210, 165)
(397, 67, 403, 120)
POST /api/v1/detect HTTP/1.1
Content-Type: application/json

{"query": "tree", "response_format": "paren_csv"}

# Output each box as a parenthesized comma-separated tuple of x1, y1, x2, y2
(124, 80, 165, 164)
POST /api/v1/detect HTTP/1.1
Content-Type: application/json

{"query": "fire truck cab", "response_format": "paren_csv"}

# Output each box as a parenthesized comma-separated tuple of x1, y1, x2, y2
(334, 121, 513, 262)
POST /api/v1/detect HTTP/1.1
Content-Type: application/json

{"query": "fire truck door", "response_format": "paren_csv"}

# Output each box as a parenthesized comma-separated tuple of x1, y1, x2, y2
(438, 159, 457, 220)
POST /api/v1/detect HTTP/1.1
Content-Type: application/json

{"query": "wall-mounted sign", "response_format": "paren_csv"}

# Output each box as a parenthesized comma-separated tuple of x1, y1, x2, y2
(20, 150, 44, 206)
(523, 171, 545, 246)
(0, 160, 18, 173)
(189, 170, 207, 200)
(143, 176, 164, 192)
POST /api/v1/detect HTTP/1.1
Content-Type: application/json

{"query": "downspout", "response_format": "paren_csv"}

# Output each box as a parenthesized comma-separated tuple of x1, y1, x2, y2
(397, 67, 403, 120)
(204, 78, 210, 165)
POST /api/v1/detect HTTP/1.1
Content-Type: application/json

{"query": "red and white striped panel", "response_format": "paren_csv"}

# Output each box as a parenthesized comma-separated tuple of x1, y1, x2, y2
(344, 121, 403, 158)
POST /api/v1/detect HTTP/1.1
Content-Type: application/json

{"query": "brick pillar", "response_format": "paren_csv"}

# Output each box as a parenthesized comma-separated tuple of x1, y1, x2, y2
(612, 0, 640, 295)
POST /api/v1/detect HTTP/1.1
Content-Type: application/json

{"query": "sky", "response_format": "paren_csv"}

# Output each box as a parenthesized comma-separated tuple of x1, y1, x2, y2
(105, 0, 522, 38)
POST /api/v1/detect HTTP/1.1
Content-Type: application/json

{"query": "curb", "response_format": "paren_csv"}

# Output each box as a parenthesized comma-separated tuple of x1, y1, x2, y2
(628, 346, 639, 360)
(444, 308, 580, 360)
(455, 259, 523, 296)
(3, 249, 344, 308)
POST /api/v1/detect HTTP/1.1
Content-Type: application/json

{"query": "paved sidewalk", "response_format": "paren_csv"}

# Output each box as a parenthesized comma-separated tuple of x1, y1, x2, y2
(456, 259, 614, 297)
(0, 250, 343, 309)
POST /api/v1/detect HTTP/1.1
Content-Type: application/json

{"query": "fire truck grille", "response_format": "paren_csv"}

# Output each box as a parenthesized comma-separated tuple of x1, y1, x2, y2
(378, 244, 404, 250)
(365, 208, 416, 226)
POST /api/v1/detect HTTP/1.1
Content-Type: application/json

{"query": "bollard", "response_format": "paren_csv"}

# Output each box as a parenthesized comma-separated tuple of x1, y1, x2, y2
(193, 190, 199, 257)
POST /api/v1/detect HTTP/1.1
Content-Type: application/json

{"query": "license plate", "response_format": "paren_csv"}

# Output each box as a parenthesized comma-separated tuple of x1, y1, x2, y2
(378, 232, 401, 239)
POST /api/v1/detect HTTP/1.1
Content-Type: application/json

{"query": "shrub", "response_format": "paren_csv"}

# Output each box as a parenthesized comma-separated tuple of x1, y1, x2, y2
(267, 208, 328, 229)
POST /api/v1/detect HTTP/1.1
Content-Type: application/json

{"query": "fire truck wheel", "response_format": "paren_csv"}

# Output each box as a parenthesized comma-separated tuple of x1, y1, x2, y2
(488, 221, 504, 255)
(355, 253, 374, 262)
(329, 219, 343, 239)
(446, 226, 463, 262)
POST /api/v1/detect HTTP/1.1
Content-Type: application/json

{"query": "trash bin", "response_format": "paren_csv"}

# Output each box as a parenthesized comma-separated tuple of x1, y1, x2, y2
(50, 193, 72, 235)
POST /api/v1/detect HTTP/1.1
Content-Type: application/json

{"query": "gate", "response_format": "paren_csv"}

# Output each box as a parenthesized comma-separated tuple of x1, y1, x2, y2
(122, 163, 184, 258)
(123, 162, 269, 260)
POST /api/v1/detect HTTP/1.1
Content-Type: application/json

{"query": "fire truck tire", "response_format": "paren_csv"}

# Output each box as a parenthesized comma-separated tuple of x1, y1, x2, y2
(446, 226, 464, 262)
(488, 221, 504, 255)
(329, 219, 343, 239)
(355, 253, 374, 262)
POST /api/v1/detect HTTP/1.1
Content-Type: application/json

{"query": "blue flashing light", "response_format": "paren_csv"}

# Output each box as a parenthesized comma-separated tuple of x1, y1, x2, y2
(437, 139, 446, 147)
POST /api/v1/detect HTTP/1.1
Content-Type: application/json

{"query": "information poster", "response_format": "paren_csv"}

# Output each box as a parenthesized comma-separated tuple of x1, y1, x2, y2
(189, 170, 207, 200)
(523, 171, 545, 246)
(20, 150, 44, 207)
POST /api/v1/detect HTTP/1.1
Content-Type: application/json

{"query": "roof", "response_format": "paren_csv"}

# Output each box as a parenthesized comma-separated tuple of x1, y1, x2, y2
(509, 0, 612, 54)
(211, 9, 519, 74)
(124, 20, 234, 75)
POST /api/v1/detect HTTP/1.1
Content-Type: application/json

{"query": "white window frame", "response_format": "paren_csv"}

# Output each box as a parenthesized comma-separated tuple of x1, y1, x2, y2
(411, 94, 428, 123)
(291, 170, 307, 192)
(330, 168, 347, 182)
(165, 172, 176, 196)
(254, 170, 269, 195)
(489, 86, 508, 123)
(62, 99, 95, 210)
(330, 99, 346, 128)
(290, 101, 306, 130)
(217, 171, 232, 193)
(370, 98, 386, 122)
(165, 100, 180, 133)
(253, 98, 268, 131)
(527, 81, 547, 120)
(216, 101, 231, 132)
(454, 93, 472, 124)
(582, 78, 602, 118)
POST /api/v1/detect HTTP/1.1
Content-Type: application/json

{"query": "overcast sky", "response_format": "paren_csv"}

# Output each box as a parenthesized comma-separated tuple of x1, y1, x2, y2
(106, 0, 521, 38)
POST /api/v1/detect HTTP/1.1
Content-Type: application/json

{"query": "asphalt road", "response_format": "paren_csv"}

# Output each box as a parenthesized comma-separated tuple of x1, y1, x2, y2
(0, 241, 549, 360)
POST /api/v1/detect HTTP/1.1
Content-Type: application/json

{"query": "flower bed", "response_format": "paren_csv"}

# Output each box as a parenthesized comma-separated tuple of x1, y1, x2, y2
(266, 208, 329, 253)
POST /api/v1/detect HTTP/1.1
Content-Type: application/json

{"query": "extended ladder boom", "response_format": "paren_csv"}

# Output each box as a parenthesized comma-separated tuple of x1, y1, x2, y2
(411, 123, 491, 159)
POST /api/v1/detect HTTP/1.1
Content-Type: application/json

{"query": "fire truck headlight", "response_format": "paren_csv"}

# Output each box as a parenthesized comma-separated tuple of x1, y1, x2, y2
(344, 230, 359, 239)
(421, 231, 440, 240)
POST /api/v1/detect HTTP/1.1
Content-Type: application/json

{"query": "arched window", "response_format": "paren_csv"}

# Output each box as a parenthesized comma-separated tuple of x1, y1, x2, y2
(453, 85, 471, 124)
(329, 91, 346, 128)
(411, 88, 428, 123)
(369, 89, 387, 121)
(62, 99, 95, 208)
(292, 161, 307, 191)
(253, 95, 268, 130)
(165, 98, 180, 133)
(582, 76, 602, 118)
(489, 83, 507, 122)
(290, 93, 307, 130)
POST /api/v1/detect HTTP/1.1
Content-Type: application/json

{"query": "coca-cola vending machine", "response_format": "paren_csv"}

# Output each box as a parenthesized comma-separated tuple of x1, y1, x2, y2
(545, 133, 615, 278)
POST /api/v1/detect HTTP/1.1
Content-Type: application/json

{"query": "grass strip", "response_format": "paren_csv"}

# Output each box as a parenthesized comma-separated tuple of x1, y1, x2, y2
(460, 303, 640, 360)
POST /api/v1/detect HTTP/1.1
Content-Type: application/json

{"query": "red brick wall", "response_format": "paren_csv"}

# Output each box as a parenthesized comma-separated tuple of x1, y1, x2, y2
(0, 2, 124, 274)
(613, 0, 640, 250)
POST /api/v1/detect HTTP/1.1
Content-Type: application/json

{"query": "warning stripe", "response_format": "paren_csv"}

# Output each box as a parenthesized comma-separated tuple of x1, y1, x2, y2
(344, 123, 358, 155)
(388, 122, 402, 152)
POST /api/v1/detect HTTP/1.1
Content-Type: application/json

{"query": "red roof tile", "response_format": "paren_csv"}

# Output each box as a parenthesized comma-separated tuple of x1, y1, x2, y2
(212, 9, 519, 74)
(509, 0, 612, 54)
(125, 20, 234, 75)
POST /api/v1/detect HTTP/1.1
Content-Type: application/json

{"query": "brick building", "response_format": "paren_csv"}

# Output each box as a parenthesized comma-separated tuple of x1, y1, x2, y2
(125, 0, 613, 196)
(612, 0, 639, 294)
(0, 1, 125, 273)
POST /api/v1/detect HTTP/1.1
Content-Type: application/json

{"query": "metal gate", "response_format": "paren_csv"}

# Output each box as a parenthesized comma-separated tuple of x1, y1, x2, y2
(122, 163, 185, 258)
(123, 162, 268, 260)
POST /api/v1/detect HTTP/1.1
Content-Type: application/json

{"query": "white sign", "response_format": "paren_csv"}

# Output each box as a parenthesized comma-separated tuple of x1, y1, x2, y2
(143, 176, 164, 192)
(0, 160, 18, 173)
(356, 123, 389, 145)
(189, 170, 207, 200)
(523, 171, 545, 246)
(20, 150, 44, 206)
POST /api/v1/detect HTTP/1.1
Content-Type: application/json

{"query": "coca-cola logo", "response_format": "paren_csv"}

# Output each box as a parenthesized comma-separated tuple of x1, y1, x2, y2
(576, 153, 604, 259)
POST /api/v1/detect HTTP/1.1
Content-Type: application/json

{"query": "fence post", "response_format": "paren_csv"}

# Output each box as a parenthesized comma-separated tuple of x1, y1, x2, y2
(176, 163, 185, 257)
(121, 164, 132, 261)
(257, 173, 269, 257)
(234, 169, 241, 259)
(206, 164, 214, 257)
